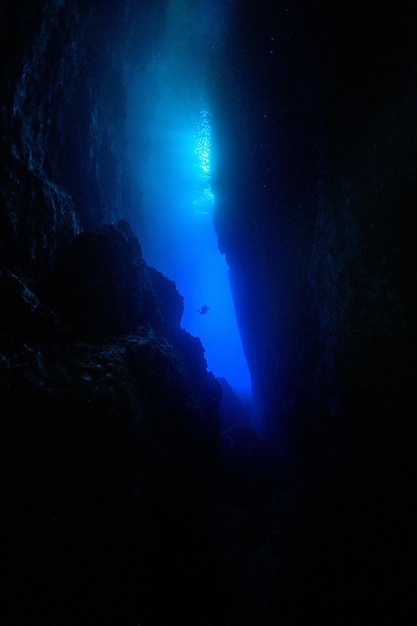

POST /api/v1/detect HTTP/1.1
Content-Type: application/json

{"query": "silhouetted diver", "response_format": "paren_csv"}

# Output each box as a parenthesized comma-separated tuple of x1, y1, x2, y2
(196, 305, 211, 315)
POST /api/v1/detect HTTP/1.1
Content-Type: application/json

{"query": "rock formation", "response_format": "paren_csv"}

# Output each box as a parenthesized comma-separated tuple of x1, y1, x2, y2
(1, 1, 416, 624)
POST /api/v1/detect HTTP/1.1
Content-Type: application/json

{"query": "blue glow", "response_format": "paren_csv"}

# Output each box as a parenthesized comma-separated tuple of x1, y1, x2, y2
(192, 110, 214, 215)
(194, 110, 211, 177)
(127, 0, 251, 396)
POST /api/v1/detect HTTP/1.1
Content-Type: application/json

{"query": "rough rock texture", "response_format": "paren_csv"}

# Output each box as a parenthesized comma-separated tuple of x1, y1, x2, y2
(3, 222, 221, 624)
(37, 220, 163, 337)
(0, 1, 164, 277)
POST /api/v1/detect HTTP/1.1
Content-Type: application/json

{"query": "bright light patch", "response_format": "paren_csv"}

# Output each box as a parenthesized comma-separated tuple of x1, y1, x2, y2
(192, 110, 215, 214)
(194, 110, 212, 178)
(126, 0, 252, 396)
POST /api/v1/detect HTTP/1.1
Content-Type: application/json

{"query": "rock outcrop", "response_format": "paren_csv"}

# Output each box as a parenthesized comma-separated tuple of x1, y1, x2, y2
(3, 219, 221, 624)
(1, 1, 417, 624)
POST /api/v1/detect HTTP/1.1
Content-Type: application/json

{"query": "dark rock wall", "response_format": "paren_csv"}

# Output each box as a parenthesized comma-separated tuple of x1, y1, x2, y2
(2, 220, 222, 624)
(211, 1, 417, 448)
(209, 5, 417, 619)
(0, 1, 164, 278)
(210, 1, 322, 426)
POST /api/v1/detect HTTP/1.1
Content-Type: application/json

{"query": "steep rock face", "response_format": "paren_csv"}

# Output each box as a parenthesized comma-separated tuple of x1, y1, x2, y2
(0, 149, 80, 277)
(209, 4, 417, 620)
(2, 219, 221, 624)
(210, 1, 321, 427)
(211, 1, 417, 450)
(0, 1, 164, 278)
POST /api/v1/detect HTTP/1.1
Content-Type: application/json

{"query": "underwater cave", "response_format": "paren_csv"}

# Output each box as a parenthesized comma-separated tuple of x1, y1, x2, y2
(2, 1, 417, 624)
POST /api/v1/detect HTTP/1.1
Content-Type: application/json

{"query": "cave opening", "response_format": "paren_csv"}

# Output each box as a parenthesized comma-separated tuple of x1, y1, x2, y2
(126, 0, 252, 398)
(3, 1, 417, 623)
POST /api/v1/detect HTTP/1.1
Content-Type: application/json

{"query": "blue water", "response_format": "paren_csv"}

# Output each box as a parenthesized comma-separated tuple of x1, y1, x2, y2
(126, 0, 251, 396)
